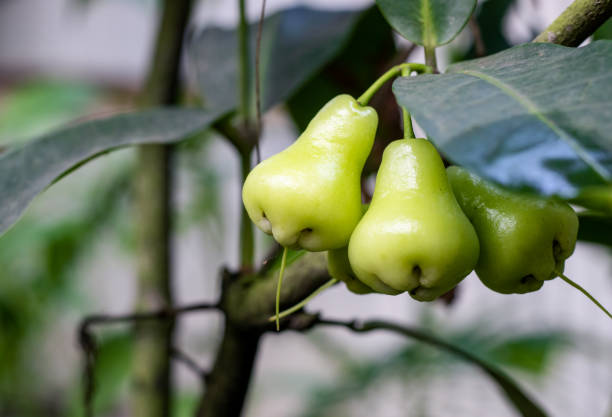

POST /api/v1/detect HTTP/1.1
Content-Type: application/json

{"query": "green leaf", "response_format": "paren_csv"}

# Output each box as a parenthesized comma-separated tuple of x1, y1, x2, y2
(375, 0, 476, 47)
(287, 6, 397, 132)
(0, 108, 226, 236)
(577, 212, 612, 247)
(593, 17, 612, 40)
(483, 333, 568, 374)
(188, 6, 366, 114)
(393, 41, 612, 198)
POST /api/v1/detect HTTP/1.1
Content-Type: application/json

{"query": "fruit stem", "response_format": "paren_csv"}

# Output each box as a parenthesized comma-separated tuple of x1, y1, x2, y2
(400, 66, 415, 139)
(269, 278, 338, 322)
(275, 247, 288, 331)
(556, 269, 612, 320)
(357, 63, 433, 106)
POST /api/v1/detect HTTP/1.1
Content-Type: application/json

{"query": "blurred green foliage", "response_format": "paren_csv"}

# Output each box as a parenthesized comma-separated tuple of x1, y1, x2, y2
(301, 312, 570, 417)
(0, 81, 101, 146)
(0, 79, 223, 415)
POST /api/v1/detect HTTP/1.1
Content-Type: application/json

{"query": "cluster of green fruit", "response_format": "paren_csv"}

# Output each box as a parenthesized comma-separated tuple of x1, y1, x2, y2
(242, 92, 579, 305)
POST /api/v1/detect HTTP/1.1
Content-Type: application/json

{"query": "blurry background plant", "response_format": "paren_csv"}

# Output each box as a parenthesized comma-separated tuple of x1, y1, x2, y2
(0, 0, 611, 416)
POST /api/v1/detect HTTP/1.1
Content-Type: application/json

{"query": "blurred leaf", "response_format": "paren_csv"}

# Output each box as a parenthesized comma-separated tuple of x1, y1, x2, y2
(593, 17, 612, 40)
(393, 41, 612, 198)
(0, 81, 100, 146)
(0, 107, 226, 236)
(571, 185, 612, 214)
(375, 0, 476, 47)
(303, 317, 569, 417)
(188, 6, 367, 114)
(577, 212, 612, 246)
(68, 332, 133, 417)
(0, 165, 130, 413)
(287, 6, 397, 132)
(173, 392, 200, 417)
(484, 333, 569, 374)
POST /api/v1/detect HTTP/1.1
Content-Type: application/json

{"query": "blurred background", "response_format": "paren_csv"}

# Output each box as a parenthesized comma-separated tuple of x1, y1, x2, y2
(0, 0, 611, 416)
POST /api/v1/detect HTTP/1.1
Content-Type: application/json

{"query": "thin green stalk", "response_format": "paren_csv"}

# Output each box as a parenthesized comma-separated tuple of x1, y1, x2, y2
(556, 270, 612, 320)
(275, 247, 288, 331)
(424, 47, 438, 73)
(238, 0, 252, 123)
(400, 67, 415, 139)
(240, 151, 254, 269)
(357, 63, 432, 106)
(268, 278, 338, 322)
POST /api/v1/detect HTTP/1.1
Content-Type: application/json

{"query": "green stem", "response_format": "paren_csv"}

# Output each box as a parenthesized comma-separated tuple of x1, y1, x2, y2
(275, 247, 288, 331)
(357, 63, 432, 106)
(240, 152, 254, 269)
(424, 47, 438, 72)
(533, 0, 612, 46)
(130, 0, 193, 415)
(268, 278, 338, 322)
(238, 0, 252, 123)
(400, 67, 415, 139)
(556, 270, 612, 320)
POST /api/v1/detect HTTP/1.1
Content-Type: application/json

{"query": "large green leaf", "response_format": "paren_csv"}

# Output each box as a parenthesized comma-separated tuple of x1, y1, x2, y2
(375, 0, 476, 47)
(393, 41, 612, 198)
(188, 6, 366, 114)
(0, 108, 225, 236)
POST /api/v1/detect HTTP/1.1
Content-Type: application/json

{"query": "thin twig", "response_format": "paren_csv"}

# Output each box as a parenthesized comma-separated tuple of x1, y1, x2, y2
(78, 301, 218, 416)
(468, 16, 486, 57)
(315, 317, 547, 417)
(171, 346, 209, 385)
(81, 302, 219, 328)
(254, 0, 267, 164)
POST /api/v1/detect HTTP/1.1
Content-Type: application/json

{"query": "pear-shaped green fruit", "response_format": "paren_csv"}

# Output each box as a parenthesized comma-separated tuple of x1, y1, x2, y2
(327, 204, 375, 294)
(348, 139, 479, 301)
(327, 204, 397, 295)
(327, 248, 374, 294)
(242, 94, 377, 251)
(447, 166, 579, 294)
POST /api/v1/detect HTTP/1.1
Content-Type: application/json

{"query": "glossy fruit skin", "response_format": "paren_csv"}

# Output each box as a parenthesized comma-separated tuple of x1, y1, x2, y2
(348, 139, 479, 301)
(242, 94, 377, 251)
(447, 166, 579, 294)
(327, 204, 377, 294)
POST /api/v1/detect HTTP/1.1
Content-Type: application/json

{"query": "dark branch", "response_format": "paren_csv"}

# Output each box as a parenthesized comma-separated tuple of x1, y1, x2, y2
(468, 16, 486, 57)
(533, 0, 612, 46)
(170, 346, 209, 385)
(80, 301, 219, 329)
(77, 301, 217, 416)
(315, 317, 547, 417)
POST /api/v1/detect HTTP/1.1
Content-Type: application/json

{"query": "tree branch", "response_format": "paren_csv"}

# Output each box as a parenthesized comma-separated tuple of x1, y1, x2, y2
(195, 323, 262, 417)
(533, 0, 612, 46)
(224, 251, 331, 328)
(78, 301, 217, 417)
(132, 0, 194, 416)
(315, 318, 548, 417)
(170, 346, 209, 385)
